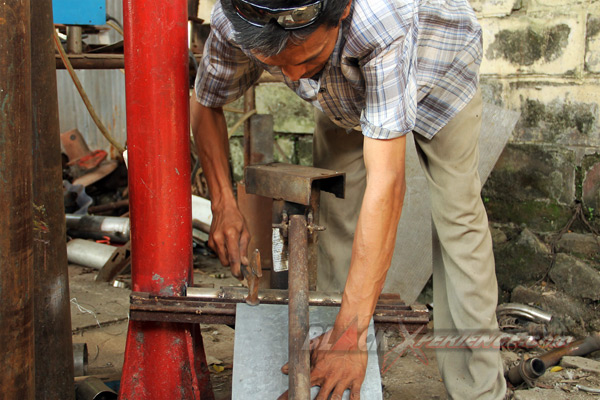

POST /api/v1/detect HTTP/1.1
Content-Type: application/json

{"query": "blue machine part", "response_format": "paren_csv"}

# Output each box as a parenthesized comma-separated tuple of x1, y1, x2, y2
(53, 0, 106, 26)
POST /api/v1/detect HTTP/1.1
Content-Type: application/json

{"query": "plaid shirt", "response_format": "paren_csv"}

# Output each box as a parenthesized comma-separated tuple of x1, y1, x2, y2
(195, 0, 482, 139)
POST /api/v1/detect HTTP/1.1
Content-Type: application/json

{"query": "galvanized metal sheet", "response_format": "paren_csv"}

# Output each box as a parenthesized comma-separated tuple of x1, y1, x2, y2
(245, 163, 345, 205)
(232, 304, 383, 399)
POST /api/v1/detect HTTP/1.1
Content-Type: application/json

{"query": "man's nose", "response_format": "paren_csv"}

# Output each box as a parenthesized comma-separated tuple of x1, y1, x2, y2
(281, 65, 306, 81)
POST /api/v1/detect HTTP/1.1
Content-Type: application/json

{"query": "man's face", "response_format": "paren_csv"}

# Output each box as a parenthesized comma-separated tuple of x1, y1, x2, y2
(253, 23, 340, 81)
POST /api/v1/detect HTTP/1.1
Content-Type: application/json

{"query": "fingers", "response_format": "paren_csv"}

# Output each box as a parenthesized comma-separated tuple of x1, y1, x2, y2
(281, 363, 289, 375)
(330, 382, 352, 400)
(276, 391, 289, 400)
(208, 235, 229, 267)
(350, 382, 361, 400)
(314, 379, 336, 400)
(240, 229, 250, 266)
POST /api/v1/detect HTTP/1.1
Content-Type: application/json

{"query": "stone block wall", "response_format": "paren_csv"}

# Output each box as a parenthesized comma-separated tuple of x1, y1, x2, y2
(477, 0, 600, 230)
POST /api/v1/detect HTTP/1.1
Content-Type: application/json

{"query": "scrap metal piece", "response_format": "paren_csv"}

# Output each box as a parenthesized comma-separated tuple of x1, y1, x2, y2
(506, 332, 600, 387)
(75, 377, 117, 400)
(73, 343, 88, 377)
(242, 249, 262, 306)
(66, 214, 130, 243)
(496, 303, 553, 324)
(245, 163, 345, 206)
(67, 239, 126, 271)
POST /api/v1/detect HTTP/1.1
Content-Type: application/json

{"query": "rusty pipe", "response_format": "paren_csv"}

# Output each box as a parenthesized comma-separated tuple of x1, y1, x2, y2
(506, 332, 600, 387)
(0, 1, 34, 398)
(288, 215, 311, 399)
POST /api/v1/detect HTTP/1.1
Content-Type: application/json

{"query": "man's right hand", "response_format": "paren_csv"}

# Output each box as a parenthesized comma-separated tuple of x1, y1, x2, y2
(208, 203, 251, 280)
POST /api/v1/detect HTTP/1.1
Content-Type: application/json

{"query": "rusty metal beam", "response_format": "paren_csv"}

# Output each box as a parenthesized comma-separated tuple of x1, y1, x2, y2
(0, 1, 35, 398)
(30, 1, 75, 398)
(245, 163, 345, 206)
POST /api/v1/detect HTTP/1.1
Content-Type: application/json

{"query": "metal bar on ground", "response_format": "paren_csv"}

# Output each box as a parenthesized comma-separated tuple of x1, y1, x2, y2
(288, 215, 311, 399)
(120, 0, 213, 398)
(0, 1, 35, 398)
(31, 1, 76, 398)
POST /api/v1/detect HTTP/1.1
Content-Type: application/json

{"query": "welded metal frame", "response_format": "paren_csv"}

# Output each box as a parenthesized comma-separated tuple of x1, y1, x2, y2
(246, 163, 343, 398)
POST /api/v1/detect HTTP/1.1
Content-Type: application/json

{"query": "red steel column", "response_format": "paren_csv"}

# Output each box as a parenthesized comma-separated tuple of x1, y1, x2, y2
(120, 1, 213, 398)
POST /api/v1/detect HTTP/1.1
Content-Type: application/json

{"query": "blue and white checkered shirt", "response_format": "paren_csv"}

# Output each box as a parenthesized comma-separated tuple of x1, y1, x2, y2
(195, 0, 482, 140)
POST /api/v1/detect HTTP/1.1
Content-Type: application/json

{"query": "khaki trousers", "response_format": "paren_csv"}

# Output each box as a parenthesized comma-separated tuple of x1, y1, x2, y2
(313, 91, 507, 399)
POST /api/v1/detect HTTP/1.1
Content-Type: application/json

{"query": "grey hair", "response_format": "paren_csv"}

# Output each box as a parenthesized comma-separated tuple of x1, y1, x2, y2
(221, 0, 351, 56)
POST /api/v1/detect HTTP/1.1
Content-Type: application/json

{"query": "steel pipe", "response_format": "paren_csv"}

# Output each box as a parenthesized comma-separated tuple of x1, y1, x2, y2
(0, 1, 35, 398)
(73, 343, 89, 377)
(187, 286, 343, 304)
(66, 214, 130, 243)
(120, 0, 213, 398)
(496, 303, 552, 324)
(30, 1, 76, 397)
(66, 25, 83, 54)
(506, 332, 600, 387)
(288, 215, 311, 399)
(76, 377, 117, 400)
(67, 239, 125, 270)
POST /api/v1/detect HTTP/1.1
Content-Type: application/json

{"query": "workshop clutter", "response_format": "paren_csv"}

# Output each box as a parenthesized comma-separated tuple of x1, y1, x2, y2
(61, 127, 215, 285)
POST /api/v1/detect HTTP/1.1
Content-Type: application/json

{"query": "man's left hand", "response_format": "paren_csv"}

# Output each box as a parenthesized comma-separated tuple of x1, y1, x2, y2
(278, 325, 368, 400)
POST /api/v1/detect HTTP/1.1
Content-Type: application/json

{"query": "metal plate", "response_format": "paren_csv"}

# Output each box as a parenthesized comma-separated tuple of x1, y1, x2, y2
(232, 304, 383, 399)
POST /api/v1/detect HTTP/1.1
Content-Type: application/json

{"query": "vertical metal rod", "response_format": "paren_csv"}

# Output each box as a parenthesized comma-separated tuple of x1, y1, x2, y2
(120, 0, 213, 398)
(308, 188, 321, 291)
(66, 25, 82, 54)
(0, 1, 35, 399)
(288, 215, 311, 399)
(243, 86, 256, 167)
(30, 1, 75, 398)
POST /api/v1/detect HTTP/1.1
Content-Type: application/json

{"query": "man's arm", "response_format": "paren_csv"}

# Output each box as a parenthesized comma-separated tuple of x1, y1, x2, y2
(190, 97, 250, 279)
(303, 134, 407, 400)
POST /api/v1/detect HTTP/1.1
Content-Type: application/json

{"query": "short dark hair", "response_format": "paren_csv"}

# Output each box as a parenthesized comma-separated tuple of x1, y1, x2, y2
(221, 0, 351, 56)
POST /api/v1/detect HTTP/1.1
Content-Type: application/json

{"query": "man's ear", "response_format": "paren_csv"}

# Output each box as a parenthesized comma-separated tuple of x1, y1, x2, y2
(340, 0, 352, 20)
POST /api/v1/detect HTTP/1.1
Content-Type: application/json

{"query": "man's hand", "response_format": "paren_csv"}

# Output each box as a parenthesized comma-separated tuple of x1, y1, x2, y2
(278, 324, 368, 400)
(208, 203, 250, 280)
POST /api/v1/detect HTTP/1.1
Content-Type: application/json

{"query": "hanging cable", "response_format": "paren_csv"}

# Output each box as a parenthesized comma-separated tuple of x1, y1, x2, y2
(53, 29, 125, 153)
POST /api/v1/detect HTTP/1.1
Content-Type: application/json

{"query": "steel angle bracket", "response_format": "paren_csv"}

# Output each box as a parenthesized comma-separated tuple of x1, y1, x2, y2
(245, 163, 345, 206)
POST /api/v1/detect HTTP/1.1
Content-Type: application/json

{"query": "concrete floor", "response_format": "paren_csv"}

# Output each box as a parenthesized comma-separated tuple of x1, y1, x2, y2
(69, 254, 600, 399)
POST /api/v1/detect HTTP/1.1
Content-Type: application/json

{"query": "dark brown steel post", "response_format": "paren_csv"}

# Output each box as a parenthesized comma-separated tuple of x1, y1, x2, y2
(288, 215, 310, 399)
(0, 1, 35, 399)
(30, 1, 76, 398)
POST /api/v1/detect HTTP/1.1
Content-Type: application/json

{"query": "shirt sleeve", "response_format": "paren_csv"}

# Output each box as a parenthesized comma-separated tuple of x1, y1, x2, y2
(194, 4, 262, 107)
(359, 3, 418, 140)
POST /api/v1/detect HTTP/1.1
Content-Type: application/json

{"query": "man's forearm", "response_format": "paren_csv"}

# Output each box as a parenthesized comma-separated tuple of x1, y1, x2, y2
(190, 97, 236, 209)
(335, 136, 407, 336)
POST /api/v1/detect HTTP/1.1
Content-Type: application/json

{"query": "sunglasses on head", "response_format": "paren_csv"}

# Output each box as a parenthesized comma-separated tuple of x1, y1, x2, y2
(231, 0, 327, 30)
